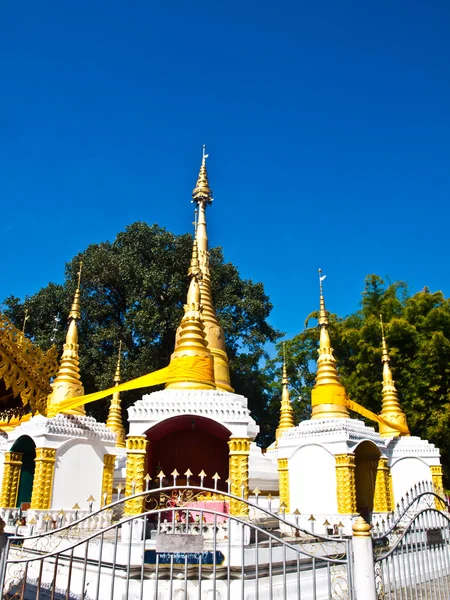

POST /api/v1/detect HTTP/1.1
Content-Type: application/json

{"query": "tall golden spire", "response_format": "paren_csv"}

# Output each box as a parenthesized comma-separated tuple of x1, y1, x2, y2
(166, 236, 215, 390)
(276, 344, 296, 443)
(106, 342, 126, 447)
(311, 270, 349, 419)
(378, 316, 410, 437)
(190, 146, 233, 392)
(47, 263, 85, 417)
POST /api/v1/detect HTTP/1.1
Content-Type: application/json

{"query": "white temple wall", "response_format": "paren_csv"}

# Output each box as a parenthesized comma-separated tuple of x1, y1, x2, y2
(289, 444, 337, 514)
(390, 456, 432, 504)
(52, 439, 105, 512)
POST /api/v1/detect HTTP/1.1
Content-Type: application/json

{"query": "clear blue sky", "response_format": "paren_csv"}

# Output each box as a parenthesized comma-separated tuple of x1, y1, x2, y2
(1, 0, 449, 342)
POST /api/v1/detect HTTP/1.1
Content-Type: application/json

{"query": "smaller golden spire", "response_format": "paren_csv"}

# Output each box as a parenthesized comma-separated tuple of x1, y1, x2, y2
(47, 263, 85, 417)
(311, 270, 349, 419)
(106, 341, 126, 448)
(276, 343, 296, 443)
(378, 316, 410, 437)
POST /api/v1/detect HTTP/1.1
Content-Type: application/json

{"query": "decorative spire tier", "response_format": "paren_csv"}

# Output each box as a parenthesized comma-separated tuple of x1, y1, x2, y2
(378, 316, 410, 437)
(166, 236, 215, 390)
(190, 146, 233, 392)
(311, 270, 349, 419)
(276, 344, 296, 443)
(47, 264, 86, 417)
(106, 342, 126, 447)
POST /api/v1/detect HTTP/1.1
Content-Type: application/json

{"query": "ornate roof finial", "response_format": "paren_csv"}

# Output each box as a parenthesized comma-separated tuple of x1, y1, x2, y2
(17, 308, 30, 348)
(378, 315, 410, 437)
(276, 343, 296, 443)
(311, 270, 349, 419)
(47, 263, 85, 417)
(106, 340, 126, 447)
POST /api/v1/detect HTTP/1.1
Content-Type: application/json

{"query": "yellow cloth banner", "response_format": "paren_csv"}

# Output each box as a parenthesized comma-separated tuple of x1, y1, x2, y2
(312, 384, 409, 435)
(48, 356, 214, 415)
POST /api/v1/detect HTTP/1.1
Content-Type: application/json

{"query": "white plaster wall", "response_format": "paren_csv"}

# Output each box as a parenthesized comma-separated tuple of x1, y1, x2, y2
(52, 440, 105, 512)
(289, 445, 337, 515)
(248, 443, 279, 492)
(391, 457, 432, 504)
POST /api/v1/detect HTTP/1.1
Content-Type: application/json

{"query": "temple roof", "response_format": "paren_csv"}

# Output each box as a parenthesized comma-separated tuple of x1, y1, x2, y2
(0, 312, 59, 421)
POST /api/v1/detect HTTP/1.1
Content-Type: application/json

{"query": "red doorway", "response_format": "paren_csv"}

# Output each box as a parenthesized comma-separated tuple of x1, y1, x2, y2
(146, 415, 230, 492)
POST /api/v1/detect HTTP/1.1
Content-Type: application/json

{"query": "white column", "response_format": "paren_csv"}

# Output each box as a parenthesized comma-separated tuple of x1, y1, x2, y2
(352, 516, 376, 600)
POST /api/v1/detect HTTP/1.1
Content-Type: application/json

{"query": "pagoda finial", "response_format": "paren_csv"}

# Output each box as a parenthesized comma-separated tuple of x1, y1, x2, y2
(276, 343, 296, 443)
(192, 145, 213, 206)
(106, 341, 126, 447)
(47, 262, 85, 416)
(183, 148, 233, 392)
(311, 270, 349, 419)
(68, 262, 82, 321)
(378, 315, 410, 437)
(166, 236, 215, 391)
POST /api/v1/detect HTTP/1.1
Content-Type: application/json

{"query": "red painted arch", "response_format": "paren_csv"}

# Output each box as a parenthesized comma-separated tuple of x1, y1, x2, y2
(145, 415, 231, 491)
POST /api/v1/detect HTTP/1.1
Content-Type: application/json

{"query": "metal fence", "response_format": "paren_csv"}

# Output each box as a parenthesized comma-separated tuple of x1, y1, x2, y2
(373, 485, 450, 600)
(0, 484, 354, 600)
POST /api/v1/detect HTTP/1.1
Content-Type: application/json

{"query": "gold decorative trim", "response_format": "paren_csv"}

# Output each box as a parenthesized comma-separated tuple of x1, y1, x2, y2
(101, 454, 116, 506)
(30, 448, 56, 510)
(0, 313, 58, 420)
(0, 452, 23, 507)
(335, 454, 357, 514)
(228, 437, 251, 516)
(124, 436, 148, 516)
(431, 465, 446, 510)
(374, 457, 393, 512)
(277, 458, 290, 512)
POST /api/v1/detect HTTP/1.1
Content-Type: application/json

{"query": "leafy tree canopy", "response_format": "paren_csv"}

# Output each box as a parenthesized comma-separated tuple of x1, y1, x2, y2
(269, 275, 450, 485)
(3, 222, 281, 435)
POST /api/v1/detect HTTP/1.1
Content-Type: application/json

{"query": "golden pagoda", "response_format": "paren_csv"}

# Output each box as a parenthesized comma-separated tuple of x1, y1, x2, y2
(166, 235, 215, 390)
(106, 342, 126, 447)
(275, 344, 295, 443)
(378, 316, 410, 437)
(311, 270, 349, 419)
(191, 146, 234, 392)
(47, 264, 86, 417)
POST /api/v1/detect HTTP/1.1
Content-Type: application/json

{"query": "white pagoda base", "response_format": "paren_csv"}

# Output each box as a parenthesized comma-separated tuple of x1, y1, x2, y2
(5, 413, 117, 512)
(277, 417, 440, 534)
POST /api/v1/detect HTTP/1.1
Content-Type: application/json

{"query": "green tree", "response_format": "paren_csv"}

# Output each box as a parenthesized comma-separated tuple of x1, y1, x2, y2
(3, 222, 281, 433)
(270, 275, 450, 485)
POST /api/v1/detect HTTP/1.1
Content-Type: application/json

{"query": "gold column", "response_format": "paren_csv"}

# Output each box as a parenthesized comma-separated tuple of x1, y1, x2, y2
(431, 465, 446, 510)
(30, 448, 57, 510)
(335, 454, 357, 514)
(388, 471, 394, 509)
(124, 436, 148, 516)
(228, 437, 251, 516)
(373, 457, 393, 512)
(0, 452, 23, 508)
(101, 454, 116, 506)
(278, 458, 290, 512)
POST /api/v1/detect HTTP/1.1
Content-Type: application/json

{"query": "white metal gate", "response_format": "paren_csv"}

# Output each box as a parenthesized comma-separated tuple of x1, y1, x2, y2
(0, 483, 354, 599)
(372, 482, 450, 599)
